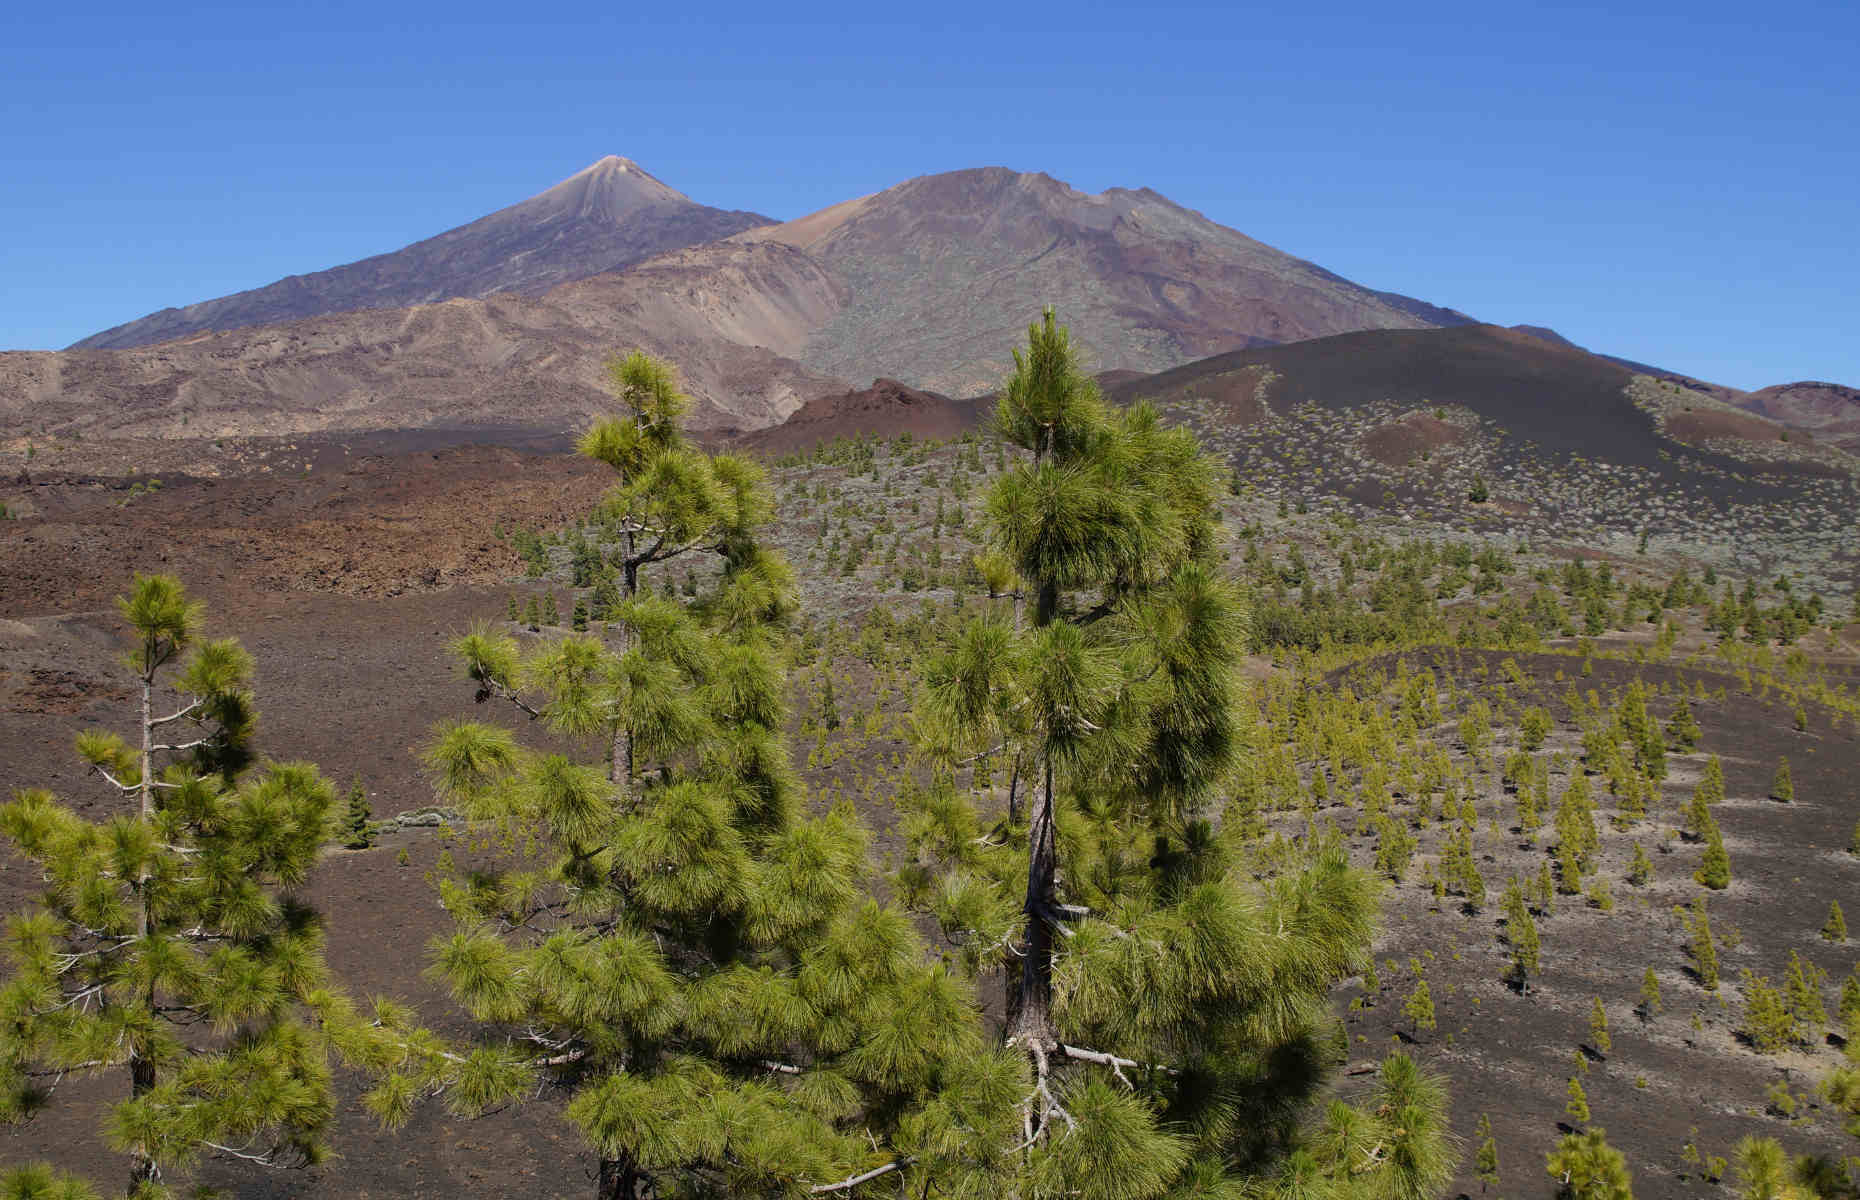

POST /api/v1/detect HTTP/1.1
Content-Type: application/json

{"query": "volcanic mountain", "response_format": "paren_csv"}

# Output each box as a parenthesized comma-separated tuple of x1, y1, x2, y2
(70, 157, 772, 350)
(16, 162, 1493, 440)
(738, 167, 1475, 395)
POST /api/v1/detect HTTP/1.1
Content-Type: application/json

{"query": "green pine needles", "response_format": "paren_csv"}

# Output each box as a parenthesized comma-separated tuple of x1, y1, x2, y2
(424, 353, 990, 1199)
(895, 311, 1456, 1199)
(0, 576, 459, 1197)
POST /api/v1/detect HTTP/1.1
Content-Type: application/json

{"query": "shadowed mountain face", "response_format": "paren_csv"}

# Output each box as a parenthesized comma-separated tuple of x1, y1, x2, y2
(740, 167, 1475, 395)
(1736, 381, 1860, 451)
(70, 157, 773, 350)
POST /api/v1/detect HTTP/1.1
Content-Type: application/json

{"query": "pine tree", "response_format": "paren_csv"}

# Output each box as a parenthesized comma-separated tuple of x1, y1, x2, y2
(0, 1165, 100, 1199)
(1783, 950, 1828, 1036)
(1628, 842, 1652, 886)
(522, 594, 541, 630)
(1503, 878, 1541, 989)
(1689, 898, 1720, 991)
(896, 312, 1453, 1197)
(1666, 697, 1701, 750)
(1546, 1127, 1634, 1199)
(1565, 1076, 1591, 1124)
(1589, 996, 1611, 1053)
(1637, 968, 1662, 1020)
(541, 590, 560, 626)
(341, 775, 375, 849)
(1740, 970, 1800, 1053)
(1695, 812, 1731, 889)
(1770, 757, 1792, 802)
(570, 594, 589, 632)
(0, 576, 459, 1195)
(1697, 754, 1725, 806)
(506, 592, 519, 622)
(1475, 1112, 1500, 1191)
(428, 354, 989, 1199)
(1404, 979, 1438, 1037)
(1821, 900, 1847, 942)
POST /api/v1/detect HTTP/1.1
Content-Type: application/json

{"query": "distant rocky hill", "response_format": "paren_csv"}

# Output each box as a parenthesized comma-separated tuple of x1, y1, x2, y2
(71, 157, 772, 350)
(1735, 381, 1860, 451)
(739, 378, 978, 454)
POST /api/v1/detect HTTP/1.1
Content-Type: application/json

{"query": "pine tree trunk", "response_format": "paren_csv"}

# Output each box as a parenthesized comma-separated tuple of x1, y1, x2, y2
(596, 1156, 638, 1200)
(1008, 756, 1058, 1059)
(609, 544, 639, 792)
(127, 1053, 157, 1193)
(130, 671, 157, 1193)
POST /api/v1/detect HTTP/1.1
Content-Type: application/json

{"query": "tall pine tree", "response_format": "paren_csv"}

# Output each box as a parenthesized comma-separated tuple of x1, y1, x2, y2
(428, 353, 993, 1199)
(902, 311, 1454, 1197)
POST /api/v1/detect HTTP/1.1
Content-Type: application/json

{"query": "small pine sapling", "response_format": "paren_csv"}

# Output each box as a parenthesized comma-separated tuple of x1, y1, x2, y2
(1627, 842, 1652, 886)
(1822, 900, 1847, 942)
(541, 590, 559, 626)
(342, 775, 375, 849)
(1404, 979, 1437, 1037)
(1637, 968, 1662, 1020)
(1589, 996, 1611, 1054)
(1475, 1113, 1500, 1191)
(569, 594, 588, 631)
(1666, 697, 1701, 750)
(1769, 757, 1792, 803)
(1545, 1128, 1633, 1199)
(1565, 1076, 1591, 1123)
(1695, 816, 1731, 889)
(1689, 898, 1720, 991)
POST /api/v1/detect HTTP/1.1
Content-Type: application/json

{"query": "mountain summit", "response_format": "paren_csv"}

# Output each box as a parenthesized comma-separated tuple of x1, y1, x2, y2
(736, 167, 1476, 395)
(70, 157, 773, 350)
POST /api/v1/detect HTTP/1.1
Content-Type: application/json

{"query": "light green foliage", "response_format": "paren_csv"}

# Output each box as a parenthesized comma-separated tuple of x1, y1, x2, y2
(1731, 1135, 1796, 1200)
(1627, 842, 1652, 885)
(1740, 970, 1801, 1054)
(1638, 968, 1662, 1018)
(1770, 757, 1793, 803)
(1546, 1127, 1634, 1198)
(1404, 979, 1437, 1035)
(1830, 902, 1853, 944)
(1475, 1112, 1500, 1190)
(0, 1165, 100, 1200)
(429, 357, 966, 1196)
(1695, 813, 1732, 889)
(1502, 878, 1541, 986)
(1565, 1077, 1591, 1124)
(0, 577, 449, 1192)
(1666, 697, 1702, 750)
(1590, 996, 1611, 1053)
(1688, 898, 1720, 992)
(892, 313, 1453, 1199)
(1697, 754, 1725, 806)
(1520, 705, 1553, 752)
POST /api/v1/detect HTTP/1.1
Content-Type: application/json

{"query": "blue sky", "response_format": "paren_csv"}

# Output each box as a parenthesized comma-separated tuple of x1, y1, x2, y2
(3, 0, 1856, 389)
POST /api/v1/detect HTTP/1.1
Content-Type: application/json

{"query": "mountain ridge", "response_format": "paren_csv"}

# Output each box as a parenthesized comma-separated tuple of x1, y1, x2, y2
(69, 157, 774, 351)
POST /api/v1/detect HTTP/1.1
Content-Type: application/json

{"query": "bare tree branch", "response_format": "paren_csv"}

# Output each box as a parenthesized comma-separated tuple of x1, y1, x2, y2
(809, 1158, 908, 1194)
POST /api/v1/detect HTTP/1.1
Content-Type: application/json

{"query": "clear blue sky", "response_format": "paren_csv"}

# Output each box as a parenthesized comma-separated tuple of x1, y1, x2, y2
(4, 0, 1856, 389)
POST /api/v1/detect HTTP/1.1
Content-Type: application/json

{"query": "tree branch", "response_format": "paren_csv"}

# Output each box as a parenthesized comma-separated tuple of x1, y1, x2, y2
(809, 1158, 908, 1194)
(148, 700, 204, 728)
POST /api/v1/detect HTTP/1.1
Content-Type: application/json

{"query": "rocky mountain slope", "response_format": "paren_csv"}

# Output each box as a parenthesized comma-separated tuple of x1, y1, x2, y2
(4, 163, 1500, 442)
(1735, 381, 1860, 451)
(741, 167, 1474, 395)
(71, 157, 772, 350)
(1, 240, 850, 439)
